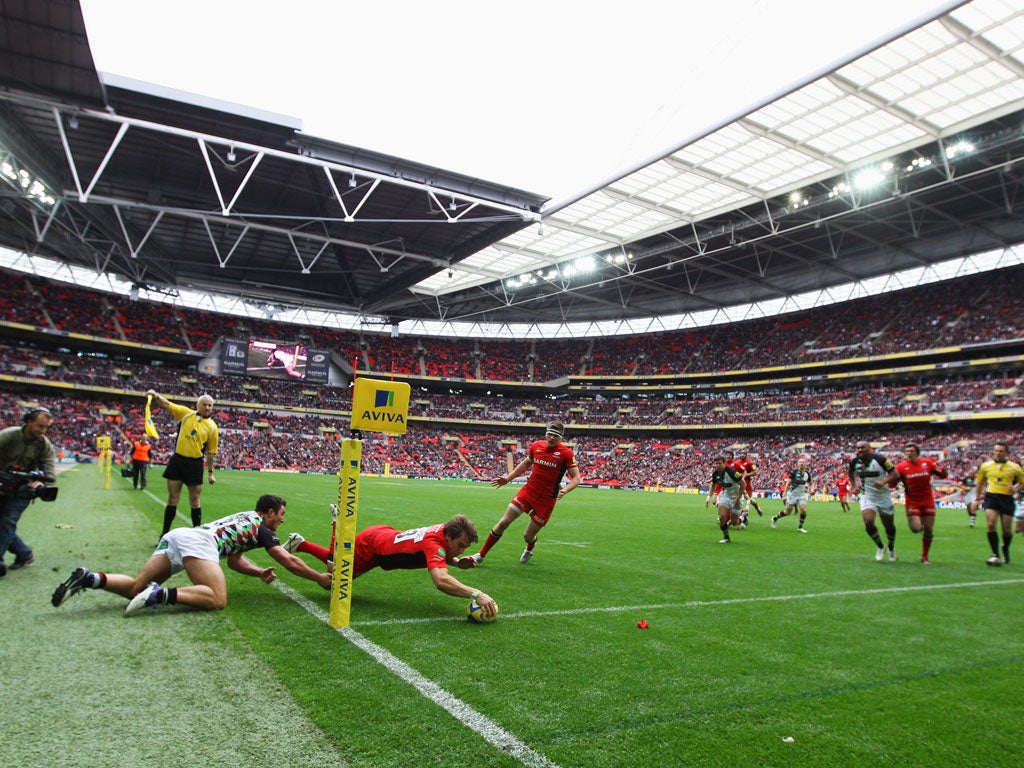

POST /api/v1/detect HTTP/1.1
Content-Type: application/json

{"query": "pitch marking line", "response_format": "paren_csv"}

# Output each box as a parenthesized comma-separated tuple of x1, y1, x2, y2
(274, 581, 561, 768)
(353, 578, 1024, 626)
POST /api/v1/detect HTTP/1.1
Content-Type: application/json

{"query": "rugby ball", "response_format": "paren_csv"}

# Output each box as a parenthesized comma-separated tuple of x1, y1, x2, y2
(467, 598, 497, 624)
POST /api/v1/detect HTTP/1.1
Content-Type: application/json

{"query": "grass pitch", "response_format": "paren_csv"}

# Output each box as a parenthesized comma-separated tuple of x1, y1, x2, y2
(6, 467, 1022, 767)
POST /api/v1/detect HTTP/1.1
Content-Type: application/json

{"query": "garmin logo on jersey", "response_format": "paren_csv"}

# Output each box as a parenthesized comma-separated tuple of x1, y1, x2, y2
(534, 458, 560, 469)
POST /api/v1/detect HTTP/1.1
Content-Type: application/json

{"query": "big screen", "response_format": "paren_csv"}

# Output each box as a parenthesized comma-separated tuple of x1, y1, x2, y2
(222, 338, 330, 385)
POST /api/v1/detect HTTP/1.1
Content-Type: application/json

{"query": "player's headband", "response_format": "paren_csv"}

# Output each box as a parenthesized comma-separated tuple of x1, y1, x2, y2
(545, 427, 563, 438)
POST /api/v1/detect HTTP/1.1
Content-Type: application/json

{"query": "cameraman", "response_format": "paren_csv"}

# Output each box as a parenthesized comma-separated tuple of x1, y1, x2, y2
(0, 406, 56, 576)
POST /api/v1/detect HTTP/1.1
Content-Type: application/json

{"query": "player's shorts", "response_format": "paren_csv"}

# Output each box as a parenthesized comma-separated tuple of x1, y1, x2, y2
(983, 493, 1015, 517)
(1015, 503, 1024, 522)
(859, 493, 895, 516)
(837, 490, 849, 500)
(784, 489, 808, 508)
(963, 488, 977, 504)
(511, 489, 557, 526)
(716, 486, 742, 513)
(904, 499, 936, 517)
(156, 527, 219, 574)
(163, 453, 205, 486)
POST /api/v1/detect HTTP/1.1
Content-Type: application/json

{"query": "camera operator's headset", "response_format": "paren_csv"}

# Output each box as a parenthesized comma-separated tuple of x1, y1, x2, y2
(23, 406, 52, 423)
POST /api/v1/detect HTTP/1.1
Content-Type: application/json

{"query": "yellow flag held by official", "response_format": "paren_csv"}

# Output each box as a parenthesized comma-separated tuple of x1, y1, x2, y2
(144, 395, 160, 439)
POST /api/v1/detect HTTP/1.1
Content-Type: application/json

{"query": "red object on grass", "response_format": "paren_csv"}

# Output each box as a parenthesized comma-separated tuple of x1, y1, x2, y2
(637, 620, 649, 629)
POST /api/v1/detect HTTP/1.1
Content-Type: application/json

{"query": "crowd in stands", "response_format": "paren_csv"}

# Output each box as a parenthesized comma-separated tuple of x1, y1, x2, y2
(3, 343, 1022, 430)
(3, 265, 1024, 382)
(1, 384, 1012, 496)
(1, 265, 1022, 492)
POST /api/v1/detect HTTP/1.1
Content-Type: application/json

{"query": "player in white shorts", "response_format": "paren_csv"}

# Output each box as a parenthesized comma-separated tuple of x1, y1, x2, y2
(849, 442, 901, 562)
(51, 494, 332, 615)
(772, 457, 814, 532)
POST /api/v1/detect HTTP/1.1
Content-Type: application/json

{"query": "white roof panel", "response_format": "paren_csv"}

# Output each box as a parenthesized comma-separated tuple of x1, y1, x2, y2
(412, 0, 1024, 299)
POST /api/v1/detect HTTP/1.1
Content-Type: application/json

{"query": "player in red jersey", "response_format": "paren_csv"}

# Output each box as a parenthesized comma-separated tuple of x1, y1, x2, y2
(283, 514, 497, 618)
(734, 451, 764, 518)
(835, 474, 852, 513)
(472, 422, 580, 564)
(893, 442, 948, 564)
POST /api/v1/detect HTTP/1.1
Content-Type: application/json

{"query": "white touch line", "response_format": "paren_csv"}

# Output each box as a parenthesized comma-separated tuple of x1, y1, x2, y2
(273, 581, 561, 768)
(353, 578, 1024, 626)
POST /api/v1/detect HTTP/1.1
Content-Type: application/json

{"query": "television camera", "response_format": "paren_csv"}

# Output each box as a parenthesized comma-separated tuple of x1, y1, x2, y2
(0, 468, 58, 501)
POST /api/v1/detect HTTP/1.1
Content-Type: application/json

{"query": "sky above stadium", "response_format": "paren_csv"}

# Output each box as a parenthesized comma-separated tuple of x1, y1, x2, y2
(81, 1, 955, 206)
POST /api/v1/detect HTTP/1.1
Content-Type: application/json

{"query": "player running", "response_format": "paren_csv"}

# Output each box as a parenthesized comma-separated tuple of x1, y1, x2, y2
(772, 457, 814, 532)
(849, 441, 901, 562)
(734, 451, 765, 519)
(893, 443, 948, 564)
(835, 473, 853, 513)
(958, 474, 979, 527)
(707, 455, 748, 543)
(471, 423, 579, 565)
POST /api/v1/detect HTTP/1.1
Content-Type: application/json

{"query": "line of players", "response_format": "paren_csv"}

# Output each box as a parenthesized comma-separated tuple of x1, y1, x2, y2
(706, 442, 1024, 566)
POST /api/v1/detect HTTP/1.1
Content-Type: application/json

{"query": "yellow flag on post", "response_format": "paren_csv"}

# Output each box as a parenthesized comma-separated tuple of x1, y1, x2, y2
(144, 395, 160, 439)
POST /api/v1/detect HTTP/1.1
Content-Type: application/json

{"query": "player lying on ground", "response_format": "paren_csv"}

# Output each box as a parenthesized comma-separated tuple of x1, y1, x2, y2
(51, 494, 331, 615)
(284, 514, 498, 619)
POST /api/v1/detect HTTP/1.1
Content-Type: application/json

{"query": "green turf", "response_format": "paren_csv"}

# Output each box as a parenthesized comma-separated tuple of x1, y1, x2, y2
(6, 466, 1022, 767)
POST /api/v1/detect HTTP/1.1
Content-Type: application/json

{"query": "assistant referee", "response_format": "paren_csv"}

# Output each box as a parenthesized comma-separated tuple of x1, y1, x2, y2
(146, 388, 219, 538)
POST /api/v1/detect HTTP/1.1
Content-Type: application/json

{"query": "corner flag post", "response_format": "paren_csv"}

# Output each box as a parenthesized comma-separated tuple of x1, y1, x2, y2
(329, 378, 410, 628)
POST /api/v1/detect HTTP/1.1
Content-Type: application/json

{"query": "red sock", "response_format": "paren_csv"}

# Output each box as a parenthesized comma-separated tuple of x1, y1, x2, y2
(525, 540, 537, 552)
(922, 537, 932, 558)
(297, 540, 332, 564)
(479, 531, 501, 557)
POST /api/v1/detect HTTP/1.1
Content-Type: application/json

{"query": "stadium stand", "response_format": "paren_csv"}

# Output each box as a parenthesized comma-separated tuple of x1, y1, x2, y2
(1, 266, 1021, 494)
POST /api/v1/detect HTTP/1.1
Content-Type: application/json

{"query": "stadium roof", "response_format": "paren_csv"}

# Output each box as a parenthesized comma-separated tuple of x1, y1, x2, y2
(2, 0, 1024, 335)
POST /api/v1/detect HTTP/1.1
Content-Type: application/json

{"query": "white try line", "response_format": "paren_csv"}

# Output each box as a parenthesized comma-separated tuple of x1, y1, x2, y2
(353, 578, 1024, 626)
(273, 581, 561, 768)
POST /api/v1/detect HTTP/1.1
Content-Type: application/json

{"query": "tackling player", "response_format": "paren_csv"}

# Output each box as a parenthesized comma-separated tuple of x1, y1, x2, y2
(849, 441, 901, 562)
(893, 443, 948, 565)
(51, 494, 331, 615)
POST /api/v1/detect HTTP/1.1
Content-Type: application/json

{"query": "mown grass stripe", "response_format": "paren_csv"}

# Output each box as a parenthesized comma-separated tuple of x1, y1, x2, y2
(352, 578, 1024, 625)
